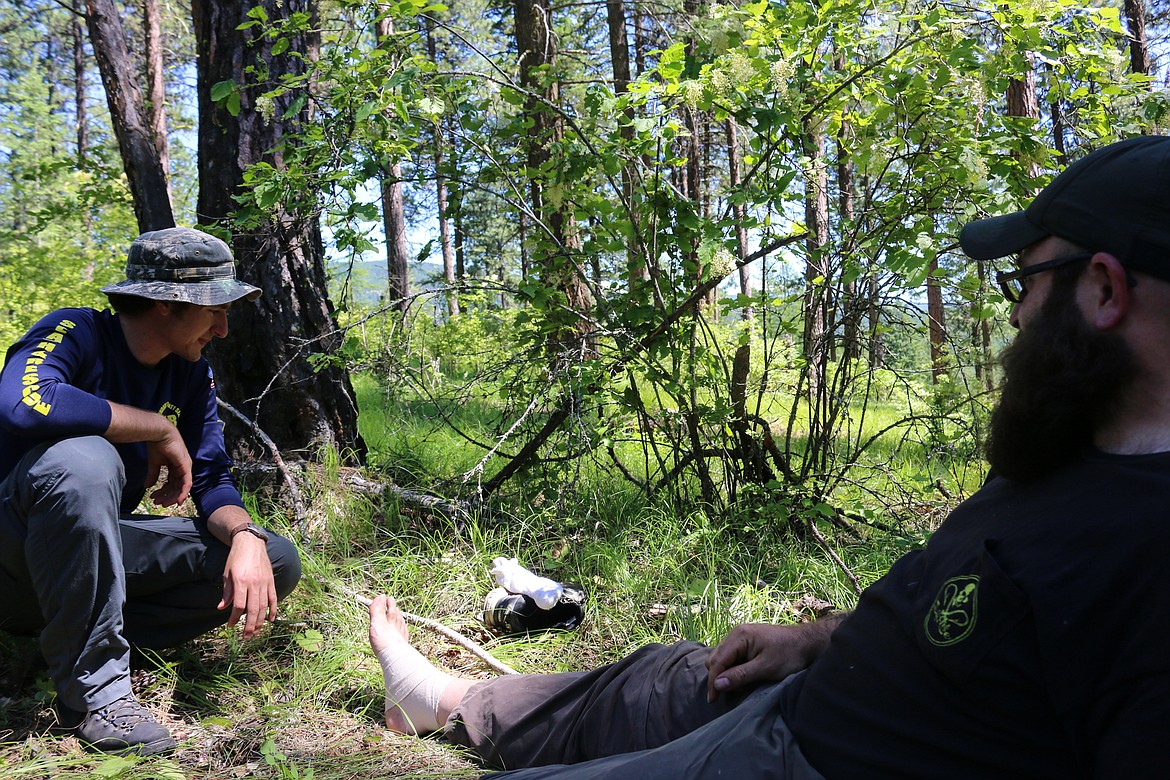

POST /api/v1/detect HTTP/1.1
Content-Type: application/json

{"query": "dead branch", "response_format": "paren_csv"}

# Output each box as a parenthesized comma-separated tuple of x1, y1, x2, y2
(344, 472, 481, 522)
(806, 517, 863, 597)
(217, 397, 309, 533)
(329, 579, 518, 676)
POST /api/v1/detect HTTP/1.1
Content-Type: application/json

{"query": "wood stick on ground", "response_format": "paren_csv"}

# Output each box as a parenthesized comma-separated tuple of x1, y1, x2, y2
(332, 579, 519, 676)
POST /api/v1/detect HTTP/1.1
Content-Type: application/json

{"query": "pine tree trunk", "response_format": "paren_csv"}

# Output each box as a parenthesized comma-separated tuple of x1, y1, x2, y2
(374, 12, 412, 314)
(423, 18, 459, 317)
(801, 117, 828, 403)
(606, 0, 645, 292)
(192, 0, 366, 464)
(380, 160, 412, 312)
(926, 257, 946, 384)
(142, 0, 170, 197)
(514, 0, 594, 350)
(726, 117, 752, 318)
(72, 5, 88, 162)
(84, 0, 174, 231)
(1124, 0, 1151, 76)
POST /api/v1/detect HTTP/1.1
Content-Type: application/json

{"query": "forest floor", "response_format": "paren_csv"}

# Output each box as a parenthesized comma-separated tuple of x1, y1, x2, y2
(0, 449, 919, 780)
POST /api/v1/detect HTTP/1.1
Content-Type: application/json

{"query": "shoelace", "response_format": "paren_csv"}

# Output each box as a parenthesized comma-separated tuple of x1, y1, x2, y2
(93, 700, 153, 730)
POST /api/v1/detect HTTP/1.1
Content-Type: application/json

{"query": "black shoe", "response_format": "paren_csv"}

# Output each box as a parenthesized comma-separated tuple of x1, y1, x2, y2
(483, 583, 586, 635)
(72, 695, 177, 755)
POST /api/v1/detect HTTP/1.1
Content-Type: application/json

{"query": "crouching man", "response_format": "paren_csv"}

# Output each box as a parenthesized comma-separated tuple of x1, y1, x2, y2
(0, 228, 301, 755)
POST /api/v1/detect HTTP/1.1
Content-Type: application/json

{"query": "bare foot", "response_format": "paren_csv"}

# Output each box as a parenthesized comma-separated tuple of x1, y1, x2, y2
(369, 594, 410, 652)
(369, 595, 418, 733)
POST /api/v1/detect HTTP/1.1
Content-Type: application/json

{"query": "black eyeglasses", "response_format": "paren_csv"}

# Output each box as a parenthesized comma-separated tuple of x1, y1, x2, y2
(995, 252, 1095, 303)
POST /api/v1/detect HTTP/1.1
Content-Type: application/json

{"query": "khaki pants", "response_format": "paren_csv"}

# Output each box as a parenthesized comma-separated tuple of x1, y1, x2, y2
(446, 641, 826, 780)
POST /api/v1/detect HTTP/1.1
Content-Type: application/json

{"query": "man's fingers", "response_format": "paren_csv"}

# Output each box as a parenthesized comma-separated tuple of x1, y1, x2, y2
(241, 585, 273, 640)
(705, 633, 749, 701)
(226, 579, 278, 640)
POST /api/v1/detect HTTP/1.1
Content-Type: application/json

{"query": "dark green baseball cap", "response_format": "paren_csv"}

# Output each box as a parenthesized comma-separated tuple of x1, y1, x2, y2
(959, 135, 1170, 282)
(100, 227, 261, 306)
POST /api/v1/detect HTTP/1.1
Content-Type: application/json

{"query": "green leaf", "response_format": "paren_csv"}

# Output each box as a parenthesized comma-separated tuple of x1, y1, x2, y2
(355, 99, 377, 123)
(93, 756, 137, 777)
(282, 94, 307, 120)
(210, 80, 236, 103)
(657, 43, 688, 81)
(296, 629, 325, 652)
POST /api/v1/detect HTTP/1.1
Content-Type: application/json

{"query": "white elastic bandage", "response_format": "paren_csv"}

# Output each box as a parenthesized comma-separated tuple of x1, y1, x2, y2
(376, 641, 452, 735)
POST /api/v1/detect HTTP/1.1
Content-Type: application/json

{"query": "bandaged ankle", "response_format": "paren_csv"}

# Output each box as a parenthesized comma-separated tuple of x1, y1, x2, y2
(376, 640, 453, 735)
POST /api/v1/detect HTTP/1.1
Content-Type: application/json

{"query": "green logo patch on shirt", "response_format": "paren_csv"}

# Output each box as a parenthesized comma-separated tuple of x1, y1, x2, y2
(925, 575, 979, 647)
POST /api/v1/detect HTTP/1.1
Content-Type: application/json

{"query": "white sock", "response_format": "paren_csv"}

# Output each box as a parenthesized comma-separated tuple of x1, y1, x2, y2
(491, 556, 563, 609)
(376, 641, 453, 734)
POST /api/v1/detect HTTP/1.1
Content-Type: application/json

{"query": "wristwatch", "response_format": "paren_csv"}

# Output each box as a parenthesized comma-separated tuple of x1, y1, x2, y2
(231, 522, 269, 542)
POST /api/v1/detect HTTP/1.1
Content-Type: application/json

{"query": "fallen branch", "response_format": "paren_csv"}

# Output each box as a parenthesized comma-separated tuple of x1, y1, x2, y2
(217, 398, 309, 534)
(806, 517, 863, 597)
(345, 472, 480, 522)
(329, 579, 519, 677)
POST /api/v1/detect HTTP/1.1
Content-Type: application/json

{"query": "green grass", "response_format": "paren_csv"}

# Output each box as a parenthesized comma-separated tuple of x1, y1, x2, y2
(0, 367, 940, 778)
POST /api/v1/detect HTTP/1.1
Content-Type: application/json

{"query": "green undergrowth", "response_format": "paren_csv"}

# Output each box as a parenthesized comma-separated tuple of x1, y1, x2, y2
(1, 369, 941, 778)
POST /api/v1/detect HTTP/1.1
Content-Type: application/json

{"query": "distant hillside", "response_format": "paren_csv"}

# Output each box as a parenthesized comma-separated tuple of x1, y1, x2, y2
(329, 259, 446, 306)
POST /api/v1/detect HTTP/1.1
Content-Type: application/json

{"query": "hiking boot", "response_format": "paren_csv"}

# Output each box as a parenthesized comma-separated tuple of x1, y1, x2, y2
(73, 695, 177, 755)
(483, 583, 587, 635)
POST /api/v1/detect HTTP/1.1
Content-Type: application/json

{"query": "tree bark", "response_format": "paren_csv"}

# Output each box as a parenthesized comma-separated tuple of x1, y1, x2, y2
(374, 12, 412, 314)
(193, 0, 366, 464)
(801, 116, 828, 402)
(1124, 0, 1151, 76)
(72, 3, 89, 162)
(926, 257, 946, 384)
(84, 0, 174, 231)
(423, 19, 459, 317)
(1006, 52, 1040, 180)
(380, 160, 412, 313)
(726, 117, 752, 318)
(514, 0, 594, 350)
(606, 0, 645, 292)
(835, 99, 862, 365)
(142, 0, 170, 194)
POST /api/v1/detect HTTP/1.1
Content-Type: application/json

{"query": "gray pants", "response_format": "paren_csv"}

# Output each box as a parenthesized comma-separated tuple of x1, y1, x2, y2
(446, 641, 826, 780)
(0, 436, 301, 714)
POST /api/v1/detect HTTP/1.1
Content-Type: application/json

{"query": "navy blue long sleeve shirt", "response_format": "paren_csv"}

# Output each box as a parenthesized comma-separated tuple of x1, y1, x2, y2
(0, 307, 244, 518)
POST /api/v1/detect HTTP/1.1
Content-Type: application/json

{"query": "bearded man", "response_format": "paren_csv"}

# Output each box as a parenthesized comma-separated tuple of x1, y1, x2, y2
(365, 136, 1170, 779)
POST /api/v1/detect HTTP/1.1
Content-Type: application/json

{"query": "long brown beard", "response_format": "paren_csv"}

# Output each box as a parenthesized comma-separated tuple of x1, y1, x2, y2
(985, 274, 1137, 483)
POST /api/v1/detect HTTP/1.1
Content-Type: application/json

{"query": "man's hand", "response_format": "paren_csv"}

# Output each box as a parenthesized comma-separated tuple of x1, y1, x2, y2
(209, 506, 278, 640)
(218, 532, 278, 639)
(705, 615, 846, 702)
(143, 429, 193, 507)
(105, 402, 192, 506)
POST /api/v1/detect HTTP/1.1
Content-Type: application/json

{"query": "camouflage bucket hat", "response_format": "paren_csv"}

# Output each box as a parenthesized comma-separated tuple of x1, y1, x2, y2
(99, 227, 262, 306)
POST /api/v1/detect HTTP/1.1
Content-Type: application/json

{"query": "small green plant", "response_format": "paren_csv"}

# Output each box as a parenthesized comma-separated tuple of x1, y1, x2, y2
(261, 738, 316, 780)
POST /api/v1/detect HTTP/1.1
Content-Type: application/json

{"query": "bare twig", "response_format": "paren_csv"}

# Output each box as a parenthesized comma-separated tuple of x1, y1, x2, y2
(806, 517, 863, 597)
(330, 579, 519, 677)
(217, 397, 309, 533)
